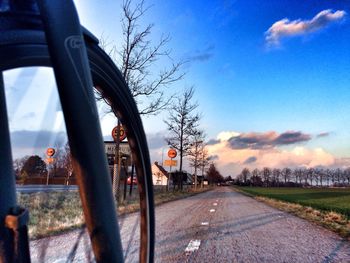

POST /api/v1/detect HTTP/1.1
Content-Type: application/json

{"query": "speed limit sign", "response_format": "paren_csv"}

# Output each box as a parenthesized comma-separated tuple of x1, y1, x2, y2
(112, 125, 126, 142)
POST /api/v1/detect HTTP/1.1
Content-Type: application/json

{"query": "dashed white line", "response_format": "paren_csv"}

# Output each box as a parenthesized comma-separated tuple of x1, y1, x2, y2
(209, 209, 215, 213)
(201, 222, 209, 226)
(185, 239, 201, 254)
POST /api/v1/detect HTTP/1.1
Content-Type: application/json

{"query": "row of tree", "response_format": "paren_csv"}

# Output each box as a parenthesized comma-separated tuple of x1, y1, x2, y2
(14, 143, 73, 182)
(236, 167, 350, 187)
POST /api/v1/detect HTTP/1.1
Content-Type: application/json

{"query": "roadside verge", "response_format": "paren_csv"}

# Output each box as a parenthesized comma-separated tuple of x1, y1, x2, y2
(19, 186, 213, 239)
(233, 186, 350, 238)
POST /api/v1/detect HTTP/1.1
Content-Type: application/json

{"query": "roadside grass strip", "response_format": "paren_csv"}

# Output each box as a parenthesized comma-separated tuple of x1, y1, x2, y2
(236, 186, 350, 217)
(19, 186, 213, 239)
(235, 187, 350, 238)
(185, 239, 201, 254)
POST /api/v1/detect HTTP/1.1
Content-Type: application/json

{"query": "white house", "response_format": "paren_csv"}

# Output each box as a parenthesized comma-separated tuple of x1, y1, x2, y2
(151, 162, 169, 185)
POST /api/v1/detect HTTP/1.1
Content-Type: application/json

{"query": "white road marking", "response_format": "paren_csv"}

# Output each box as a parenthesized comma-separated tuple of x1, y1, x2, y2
(213, 202, 218, 206)
(185, 239, 201, 253)
(201, 222, 209, 226)
(210, 209, 215, 213)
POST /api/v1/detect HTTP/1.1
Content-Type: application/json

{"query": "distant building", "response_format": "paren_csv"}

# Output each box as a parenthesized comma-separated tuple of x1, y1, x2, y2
(152, 162, 169, 185)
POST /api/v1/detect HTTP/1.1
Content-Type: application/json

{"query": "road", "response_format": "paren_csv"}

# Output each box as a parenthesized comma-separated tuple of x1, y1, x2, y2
(17, 185, 78, 193)
(30, 187, 350, 262)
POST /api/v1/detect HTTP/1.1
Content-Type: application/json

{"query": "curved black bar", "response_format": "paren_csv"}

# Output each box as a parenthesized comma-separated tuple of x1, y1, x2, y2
(0, 74, 17, 263)
(36, 0, 123, 262)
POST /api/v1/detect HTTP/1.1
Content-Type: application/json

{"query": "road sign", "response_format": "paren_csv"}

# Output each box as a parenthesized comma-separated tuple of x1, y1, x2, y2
(112, 125, 126, 142)
(164, 159, 177, 167)
(167, 149, 177, 158)
(104, 141, 131, 155)
(46, 148, 55, 157)
(46, 157, 55, 164)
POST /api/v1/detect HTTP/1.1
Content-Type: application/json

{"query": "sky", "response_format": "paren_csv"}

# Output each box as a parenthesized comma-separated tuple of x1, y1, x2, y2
(4, 0, 350, 177)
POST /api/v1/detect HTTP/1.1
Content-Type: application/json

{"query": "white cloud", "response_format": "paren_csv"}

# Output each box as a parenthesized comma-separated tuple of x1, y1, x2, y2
(265, 9, 346, 47)
(217, 131, 240, 141)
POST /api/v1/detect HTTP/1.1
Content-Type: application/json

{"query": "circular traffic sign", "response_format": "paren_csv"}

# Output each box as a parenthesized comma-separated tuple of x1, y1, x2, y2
(46, 148, 55, 157)
(168, 149, 177, 159)
(112, 125, 127, 142)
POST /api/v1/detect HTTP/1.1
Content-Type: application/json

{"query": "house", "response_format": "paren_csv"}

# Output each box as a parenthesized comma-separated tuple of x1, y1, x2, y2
(169, 171, 193, 185)
(151, 162, 169, 185)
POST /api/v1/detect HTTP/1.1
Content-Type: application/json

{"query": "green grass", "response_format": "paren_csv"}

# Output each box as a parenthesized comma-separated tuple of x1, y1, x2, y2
(236, 187, 350, 218)
(18, 186, 212, 239)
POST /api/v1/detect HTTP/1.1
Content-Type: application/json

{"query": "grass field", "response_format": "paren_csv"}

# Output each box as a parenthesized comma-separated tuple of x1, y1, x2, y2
(236, 187, 350, 218)
(18, 186, 211, 239)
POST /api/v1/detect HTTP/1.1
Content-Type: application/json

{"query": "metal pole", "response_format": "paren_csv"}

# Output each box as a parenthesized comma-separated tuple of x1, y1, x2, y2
(112, 121, 121, 199)
(123, 157, 128, 202)
(37, 1, 123, 261)
(129, 164, 135, 196)
(116, 148, 122, 203)
(168, 158, 173, 191)
(46, 163, 50, 185)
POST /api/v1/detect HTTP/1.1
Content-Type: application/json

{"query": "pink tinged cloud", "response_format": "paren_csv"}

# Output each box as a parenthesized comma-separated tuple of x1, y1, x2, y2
(265, 9, 346, 47)
(206, 131, 341, 175)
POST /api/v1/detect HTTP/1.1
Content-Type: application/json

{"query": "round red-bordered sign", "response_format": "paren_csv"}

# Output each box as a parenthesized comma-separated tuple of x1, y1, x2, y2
(46, 148, 56, 157)
(112, 125, 127, 142)
(168, 149, 177, 159)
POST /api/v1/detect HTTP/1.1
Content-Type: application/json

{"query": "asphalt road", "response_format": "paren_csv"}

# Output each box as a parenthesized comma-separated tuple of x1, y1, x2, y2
(30, 187, 350, 262)
(17, 185, 78, 193)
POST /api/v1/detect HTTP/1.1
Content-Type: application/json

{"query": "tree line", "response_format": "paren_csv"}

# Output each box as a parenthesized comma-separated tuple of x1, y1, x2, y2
(14, 143, 73, 184)
(235, 167, 350, 187)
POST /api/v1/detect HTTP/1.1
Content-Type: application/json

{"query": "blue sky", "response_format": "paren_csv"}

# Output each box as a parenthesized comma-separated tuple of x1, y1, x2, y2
(5, 0, 350, 176)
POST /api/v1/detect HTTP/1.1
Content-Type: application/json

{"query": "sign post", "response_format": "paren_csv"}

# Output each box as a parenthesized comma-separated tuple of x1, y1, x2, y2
(46, 148, 56, 185)
(111, 124, 127, 201)
(166, 149, 177, 191)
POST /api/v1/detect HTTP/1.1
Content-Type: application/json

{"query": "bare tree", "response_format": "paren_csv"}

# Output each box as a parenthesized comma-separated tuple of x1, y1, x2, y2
(97, 0, 184, 200)
(165, 87, 200, 172)
(206, 163, 224, 184)
(345, 167, 350, 185)
(307, 168, 315, 186)
(241, 168, 250, 184)
(250, 168, 261, 186)
(294, 168, 303, 185)
(199, 144, 210, 187)
(13, 156, 29, 182)
(99, 0, 184, 115)
(188, 130, 205, 189)
(272, 168, 281, 186)
(282, 167, 291, 184)
(262, 167, 271, 186)
(61, 143, 74, 185)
